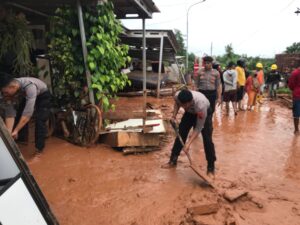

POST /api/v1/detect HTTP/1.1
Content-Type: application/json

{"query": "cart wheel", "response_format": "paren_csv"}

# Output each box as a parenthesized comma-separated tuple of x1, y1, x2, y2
(82, 104, 102, 146)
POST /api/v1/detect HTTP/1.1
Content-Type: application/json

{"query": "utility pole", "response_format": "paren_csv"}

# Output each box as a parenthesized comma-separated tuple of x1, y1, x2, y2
(186, 0, 206, 72)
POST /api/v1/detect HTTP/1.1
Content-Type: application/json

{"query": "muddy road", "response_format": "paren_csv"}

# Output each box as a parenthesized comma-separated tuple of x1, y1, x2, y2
(21, 97, 300, 225)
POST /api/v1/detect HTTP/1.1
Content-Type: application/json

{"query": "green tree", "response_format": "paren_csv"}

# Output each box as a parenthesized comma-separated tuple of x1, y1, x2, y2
(174, 29, 196, 73)
(285, 42, 300, 53)
(215, 44, 239, 68)
(215, 44, 275, 72)
(225, 44, 234, 60)
(174, 29, 186, 56)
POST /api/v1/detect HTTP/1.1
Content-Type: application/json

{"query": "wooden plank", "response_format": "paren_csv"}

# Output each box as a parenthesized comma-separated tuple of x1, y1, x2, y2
(223, 189, 248, 202)
(102, 111, 161, 121)
(187, 203, 219, 216)
(99, 132, 160, 147)
(123, 147, 160, 155)
(103, 118, 165, 134)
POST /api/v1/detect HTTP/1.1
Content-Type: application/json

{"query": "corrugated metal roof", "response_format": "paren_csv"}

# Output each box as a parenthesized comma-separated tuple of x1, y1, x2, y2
(3, 0, 159, 18)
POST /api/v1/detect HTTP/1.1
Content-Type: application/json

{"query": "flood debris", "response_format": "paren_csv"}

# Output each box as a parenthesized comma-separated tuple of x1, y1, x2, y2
(187, 203, 219, 216)
(123, 146, 161, 155)
(99, 111, 166, 148)
(245, 194, 264, 209)
(223, 189, 248, 202)
(225, 218, 239, 225)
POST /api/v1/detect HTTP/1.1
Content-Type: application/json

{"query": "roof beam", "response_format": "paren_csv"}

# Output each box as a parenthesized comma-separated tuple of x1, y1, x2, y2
(132, 0, 153, 18)
(6, 2, 49, 17)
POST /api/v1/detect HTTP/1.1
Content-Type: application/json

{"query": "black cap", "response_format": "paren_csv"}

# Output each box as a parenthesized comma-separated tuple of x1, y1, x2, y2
(0, 72, 14, 89)
(203, 56, 213, 63)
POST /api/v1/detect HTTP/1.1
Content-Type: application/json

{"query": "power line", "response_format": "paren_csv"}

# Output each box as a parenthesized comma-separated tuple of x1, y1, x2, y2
(279, 0, 297, 13)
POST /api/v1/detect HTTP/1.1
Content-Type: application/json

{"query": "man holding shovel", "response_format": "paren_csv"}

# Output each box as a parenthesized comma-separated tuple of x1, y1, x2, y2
(162, 89, 216, 176)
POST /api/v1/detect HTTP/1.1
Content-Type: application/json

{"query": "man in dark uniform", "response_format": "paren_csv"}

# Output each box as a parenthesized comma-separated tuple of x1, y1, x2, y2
(0, 72, 51, 156)
(162, 89, 216, 175)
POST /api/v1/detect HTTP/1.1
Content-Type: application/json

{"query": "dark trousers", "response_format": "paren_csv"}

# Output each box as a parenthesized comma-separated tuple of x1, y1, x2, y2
(15, 91, 51, 152)
(170, 109, 216, 167)
(198, 90, 217, 113)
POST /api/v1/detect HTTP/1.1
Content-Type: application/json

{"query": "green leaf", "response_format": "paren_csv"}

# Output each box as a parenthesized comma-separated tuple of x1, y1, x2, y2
(96, 33, 102, 40)
(102, 96, 109, 107)
(91, 27, 97, 33)
(78, 66, 84, 74)
(110, 84, 116, 92)
(96, 92, 101, 100)
(89, 62, 96, 70)
(72, 29, 78, 37)
(99, 76, 105, 84)
(97, 46, 105, 55)
(74, 90, 80, 97)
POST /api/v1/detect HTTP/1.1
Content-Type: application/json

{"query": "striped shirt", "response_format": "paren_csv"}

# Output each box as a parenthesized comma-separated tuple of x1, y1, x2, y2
(196, 68, 221, 91)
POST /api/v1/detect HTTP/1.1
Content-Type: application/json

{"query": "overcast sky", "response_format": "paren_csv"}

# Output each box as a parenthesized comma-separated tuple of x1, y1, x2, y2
(122, 0, 300, 58)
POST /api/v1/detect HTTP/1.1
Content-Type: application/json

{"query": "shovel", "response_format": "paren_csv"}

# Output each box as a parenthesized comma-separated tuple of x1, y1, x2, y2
(170, 120, 215, 189)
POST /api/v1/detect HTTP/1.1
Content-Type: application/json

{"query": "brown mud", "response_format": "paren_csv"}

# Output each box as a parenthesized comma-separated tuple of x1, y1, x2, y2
(20, 97, 300, 225)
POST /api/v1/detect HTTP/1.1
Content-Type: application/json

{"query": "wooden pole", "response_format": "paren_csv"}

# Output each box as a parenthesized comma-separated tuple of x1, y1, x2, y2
(77, 0, 95, 105)
(156, 35, 164, 98)
(142, 18, 147, 128)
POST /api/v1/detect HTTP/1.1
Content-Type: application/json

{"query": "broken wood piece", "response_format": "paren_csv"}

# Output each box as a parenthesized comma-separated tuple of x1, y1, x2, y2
(102, 111, 161, 121)
(250, 197, 264, 209)
(223, 189, 248, 202)
(123, 147, 160, 155)
(191, 216, 216, 225)
(105, 123, 160, 131)
(99, 132, 160, 147)
(142, 126, 154, 133)
(187, 203, 219, 216)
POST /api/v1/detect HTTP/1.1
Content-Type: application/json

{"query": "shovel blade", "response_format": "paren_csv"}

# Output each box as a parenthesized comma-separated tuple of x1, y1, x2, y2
(190, 165, 215, 189)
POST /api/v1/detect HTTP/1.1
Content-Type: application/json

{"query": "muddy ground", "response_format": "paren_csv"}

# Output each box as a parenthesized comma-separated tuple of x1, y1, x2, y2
(20, 96, 300, 225)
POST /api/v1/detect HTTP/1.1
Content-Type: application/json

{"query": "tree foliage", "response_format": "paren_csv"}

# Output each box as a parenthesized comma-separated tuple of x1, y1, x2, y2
(285, 42, 300, 54)
(49, 1, 130, 110)
(216, 44, 274, 71)
(174, 29, 195, 72)
(0, 11, 33, 75)
(174, 29, 186, 56)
